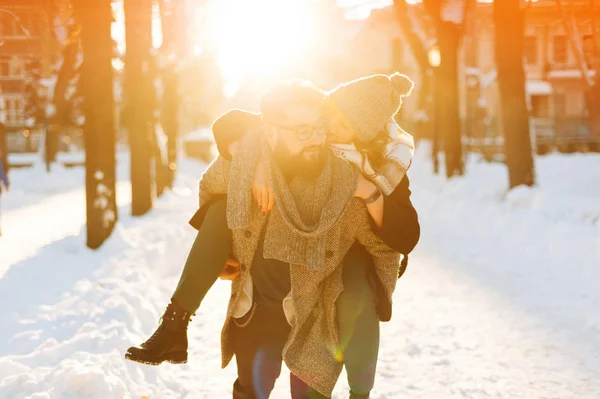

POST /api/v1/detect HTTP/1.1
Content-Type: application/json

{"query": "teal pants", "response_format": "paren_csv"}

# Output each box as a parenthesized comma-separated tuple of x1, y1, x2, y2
(173, 200, 379, 398)
(336, 244, 380, 399)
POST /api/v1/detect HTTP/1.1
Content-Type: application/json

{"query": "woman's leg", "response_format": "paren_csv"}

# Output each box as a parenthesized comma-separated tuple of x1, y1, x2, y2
(337, 243, 380, 399)
(125, 199, 232, 365)
(172, 199, 232, 313)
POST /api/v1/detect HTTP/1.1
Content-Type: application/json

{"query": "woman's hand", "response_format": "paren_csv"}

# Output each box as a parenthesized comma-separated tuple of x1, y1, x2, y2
(355, 173, 384, 227)
(219, 258, 241, 280)
(253, 161, 275, 216)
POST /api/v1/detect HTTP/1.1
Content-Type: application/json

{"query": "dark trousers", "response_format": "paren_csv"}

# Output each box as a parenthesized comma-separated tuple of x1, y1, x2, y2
(336, 244, 380, 399)
(232, 303, 287, 399)
(232, 303, 328, 399)
(177, 201, 379, 398)
(172, 199, 231, 313)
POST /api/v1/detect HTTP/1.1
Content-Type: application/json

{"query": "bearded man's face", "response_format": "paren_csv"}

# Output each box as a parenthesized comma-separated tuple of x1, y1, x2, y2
(264, 104, 329, 178)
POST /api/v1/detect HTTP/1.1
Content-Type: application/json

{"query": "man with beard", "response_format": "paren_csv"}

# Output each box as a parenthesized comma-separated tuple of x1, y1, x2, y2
(126, 79, 419, 398)
(197, 80, 402, 399)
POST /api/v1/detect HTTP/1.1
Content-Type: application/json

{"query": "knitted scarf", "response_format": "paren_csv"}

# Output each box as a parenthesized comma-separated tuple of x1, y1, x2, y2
(226, 129, 357, 270)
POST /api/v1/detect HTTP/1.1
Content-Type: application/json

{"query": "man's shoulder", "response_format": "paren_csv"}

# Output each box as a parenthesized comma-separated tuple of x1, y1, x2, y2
(203, 155, 232, 174)
(341, 199, 370, 226)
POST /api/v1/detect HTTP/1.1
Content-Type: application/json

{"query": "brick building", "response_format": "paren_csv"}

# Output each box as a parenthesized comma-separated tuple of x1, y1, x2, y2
(0, 0, 56, 154)
(347, 0, 598, 143)
(465, 0, 599, 142)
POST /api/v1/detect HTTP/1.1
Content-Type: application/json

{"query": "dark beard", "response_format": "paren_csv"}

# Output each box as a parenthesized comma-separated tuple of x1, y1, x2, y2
(272, 142, 327, 181)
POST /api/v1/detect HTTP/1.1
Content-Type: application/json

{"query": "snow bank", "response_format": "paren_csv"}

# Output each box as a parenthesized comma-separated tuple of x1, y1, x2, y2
(0, 153, 131, 275)
(0, 157, 222, 399)
(0, 148, 599, 398)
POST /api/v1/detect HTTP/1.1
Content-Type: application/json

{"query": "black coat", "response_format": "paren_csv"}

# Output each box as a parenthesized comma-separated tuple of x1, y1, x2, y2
(369, 175, 420, 278)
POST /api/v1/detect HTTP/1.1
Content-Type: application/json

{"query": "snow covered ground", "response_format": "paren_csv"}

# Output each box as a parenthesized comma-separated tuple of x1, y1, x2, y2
(0, 148, 599, 398)
(0, 154, 132, 276)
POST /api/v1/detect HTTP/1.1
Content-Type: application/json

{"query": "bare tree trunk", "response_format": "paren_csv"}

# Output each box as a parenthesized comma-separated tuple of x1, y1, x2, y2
(158, 0, 180, 188)
(393, 0, 430, 70)
(48, 27, 79, 172)
(0, 124, 7, 174)
(393, 0, 438, 166)
(124, 0, 154, 215)
(557, 0, 600, 148)
(428, 0, 477, 176)
(586, 0, 600, 147)
(73, 0, 118, 249)
(431, 69, 441, 174)
(437, 20, 464, 177)
(162, 69, 178, 186)
(556, 0, 593, 86)
(423, 0, 466, 178)
(493, 0, 535, 188)
(153, 124, 169, 196)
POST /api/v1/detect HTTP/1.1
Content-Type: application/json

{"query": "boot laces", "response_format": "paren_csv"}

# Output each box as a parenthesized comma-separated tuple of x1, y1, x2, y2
(144, 324, 165, 347)
(143, 306, 192, 347)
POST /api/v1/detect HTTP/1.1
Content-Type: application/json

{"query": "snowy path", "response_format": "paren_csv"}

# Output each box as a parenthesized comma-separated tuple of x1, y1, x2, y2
(0, 182, 131, 276)
(1, 152, 599, 398)
(0, 156, 132, 277)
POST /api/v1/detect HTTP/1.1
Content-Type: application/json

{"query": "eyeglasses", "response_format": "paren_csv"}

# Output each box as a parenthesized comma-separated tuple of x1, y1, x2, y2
(269, 119, 329, 142)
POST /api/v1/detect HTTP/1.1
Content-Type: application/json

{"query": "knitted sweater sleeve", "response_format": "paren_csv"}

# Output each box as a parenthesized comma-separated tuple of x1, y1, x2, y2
(198, 155, 231, 209)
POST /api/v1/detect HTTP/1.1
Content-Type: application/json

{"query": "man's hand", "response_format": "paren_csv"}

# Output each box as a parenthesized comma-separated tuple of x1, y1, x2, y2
(219, 258, 241, 280)
(252, 161, 275, 216)
(354, 173, 378, 200)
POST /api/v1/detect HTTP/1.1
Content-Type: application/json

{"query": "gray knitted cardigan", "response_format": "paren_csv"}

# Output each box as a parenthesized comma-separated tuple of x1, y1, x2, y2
(197, 138, 401, 397)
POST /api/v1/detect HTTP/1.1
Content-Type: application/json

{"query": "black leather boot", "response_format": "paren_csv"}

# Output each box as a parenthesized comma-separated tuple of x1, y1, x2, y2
(125, 302, 191, 365)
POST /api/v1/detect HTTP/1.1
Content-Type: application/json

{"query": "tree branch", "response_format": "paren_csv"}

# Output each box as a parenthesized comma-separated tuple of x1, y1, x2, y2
(0, 8, 32, 40)
(393, 0, 431, 70)
(590, 0, 600, 55)
(556, 0, 594, 87)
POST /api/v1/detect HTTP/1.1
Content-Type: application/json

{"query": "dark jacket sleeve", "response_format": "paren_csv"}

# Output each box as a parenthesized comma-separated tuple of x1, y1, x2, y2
(370, 175, 420, 255)
(212, 110, 261, 161)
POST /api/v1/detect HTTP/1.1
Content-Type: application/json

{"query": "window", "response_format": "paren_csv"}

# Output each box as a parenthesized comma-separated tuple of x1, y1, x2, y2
(0, 56, 23, 78)
(553, 35, 567, 63)
(5, 96, 25, 126)
(9, 56, 22, 77)
(583, 34, 594, 68)
(531, 95, 550, 118)
(524, 36, 538, 64)
(0, 57, 10, 77)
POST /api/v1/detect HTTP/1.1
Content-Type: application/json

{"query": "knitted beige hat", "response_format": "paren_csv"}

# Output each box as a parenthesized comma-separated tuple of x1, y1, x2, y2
(328, 72, 414, 142)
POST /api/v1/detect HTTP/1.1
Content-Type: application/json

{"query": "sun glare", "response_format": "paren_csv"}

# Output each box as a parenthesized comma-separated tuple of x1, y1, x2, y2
(204, 0, 315, 96)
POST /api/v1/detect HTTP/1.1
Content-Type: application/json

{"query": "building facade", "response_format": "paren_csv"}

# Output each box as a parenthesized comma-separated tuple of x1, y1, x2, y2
(465, 0, 599, 141)
(0, 1, 55, 129)
(349, 0, 598, 143)
(0, 0, 59, 158)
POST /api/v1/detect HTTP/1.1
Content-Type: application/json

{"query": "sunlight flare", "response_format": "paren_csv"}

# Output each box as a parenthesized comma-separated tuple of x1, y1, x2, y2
(204, 0, 315, 92)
